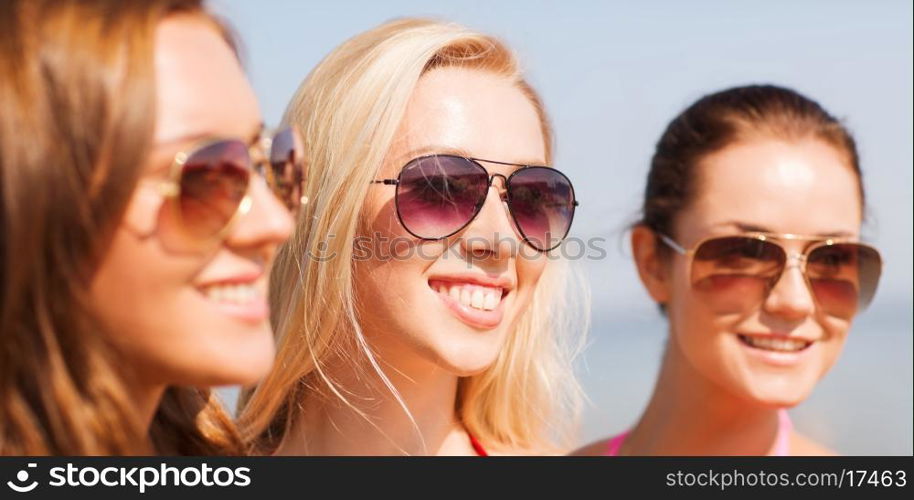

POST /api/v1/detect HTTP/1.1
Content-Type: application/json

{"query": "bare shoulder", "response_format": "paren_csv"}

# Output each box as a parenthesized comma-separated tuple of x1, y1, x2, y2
(568, 438, 612, 456)
(790, 432, 838, 456)
(487, 443, 572, 456)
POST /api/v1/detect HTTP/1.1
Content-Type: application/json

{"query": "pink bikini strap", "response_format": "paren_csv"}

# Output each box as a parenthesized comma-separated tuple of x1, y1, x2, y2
(604, 430, 630, 456)
(772, 408, 792, 456)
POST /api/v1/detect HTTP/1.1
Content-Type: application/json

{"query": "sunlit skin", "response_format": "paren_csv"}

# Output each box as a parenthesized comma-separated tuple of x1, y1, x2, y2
(576, 137, 861, 455)
(88, 16, 292, 426)
(275, 67, 549, 455)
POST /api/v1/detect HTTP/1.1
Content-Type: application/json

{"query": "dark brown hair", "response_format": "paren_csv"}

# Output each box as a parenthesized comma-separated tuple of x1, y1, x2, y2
(639, 84, 864, 240)
(1, 0, 243, 455)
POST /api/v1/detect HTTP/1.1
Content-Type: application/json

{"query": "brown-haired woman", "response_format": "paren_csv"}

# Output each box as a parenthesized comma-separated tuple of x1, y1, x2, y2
(576, 85, 882, 455)
(0, 0, 302, 454)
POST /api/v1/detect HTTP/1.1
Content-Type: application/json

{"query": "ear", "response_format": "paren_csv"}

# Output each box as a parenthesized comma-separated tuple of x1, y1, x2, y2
(631, 225, 670, 305)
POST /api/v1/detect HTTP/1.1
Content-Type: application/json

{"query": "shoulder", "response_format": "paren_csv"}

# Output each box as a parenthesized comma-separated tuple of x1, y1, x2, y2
(568, 438, 612, 456)
(790, 432, 838, 456)
(486, 442, 573, 456)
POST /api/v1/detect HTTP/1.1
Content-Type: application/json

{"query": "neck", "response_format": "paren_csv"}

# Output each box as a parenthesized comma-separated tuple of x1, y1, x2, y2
(276, 335, 475, 456)
(131, 378, 167, 433)
(626, 338, 784, 455)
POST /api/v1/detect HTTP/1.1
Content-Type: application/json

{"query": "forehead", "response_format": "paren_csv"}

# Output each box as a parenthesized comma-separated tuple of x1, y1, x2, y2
(385, 66, 546, 172)
(153, 15, 261, 144)
(678, 137, 862, 239)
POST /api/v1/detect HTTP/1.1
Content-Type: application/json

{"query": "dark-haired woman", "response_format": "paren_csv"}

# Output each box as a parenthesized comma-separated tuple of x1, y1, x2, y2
(576, 85, 882, 456)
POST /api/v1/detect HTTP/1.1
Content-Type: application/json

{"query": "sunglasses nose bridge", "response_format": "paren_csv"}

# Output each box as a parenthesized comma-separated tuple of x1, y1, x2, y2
(783, 251, 806, 271)
(247, 141, 275, 188)
(488, 173, 508, 190)
(763, 252, 817, 318)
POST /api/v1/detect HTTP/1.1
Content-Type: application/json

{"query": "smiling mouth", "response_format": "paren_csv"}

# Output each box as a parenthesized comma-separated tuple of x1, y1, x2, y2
(194, 279, 269, 324)
(200, 282, 261, 305)
(738, 334, 813, 353)
(429, 279, 508, 312)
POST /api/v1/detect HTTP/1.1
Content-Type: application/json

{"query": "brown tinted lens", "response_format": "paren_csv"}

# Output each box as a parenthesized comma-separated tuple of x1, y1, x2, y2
(691, 236, 786, 312)
(179, 140, 250, 239)
(807, 243, 882, 318)
(269, 127, 305, 211)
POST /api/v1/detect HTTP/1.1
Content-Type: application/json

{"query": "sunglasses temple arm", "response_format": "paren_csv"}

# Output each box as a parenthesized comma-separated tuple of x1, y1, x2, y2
(658, 233, 688, 255)
(370, 179, 399, 185)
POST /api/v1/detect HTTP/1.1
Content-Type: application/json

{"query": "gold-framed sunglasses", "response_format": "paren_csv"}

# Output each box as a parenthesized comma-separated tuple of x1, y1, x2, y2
(658, 231, 883, 319)
(147, 126, 307, 248)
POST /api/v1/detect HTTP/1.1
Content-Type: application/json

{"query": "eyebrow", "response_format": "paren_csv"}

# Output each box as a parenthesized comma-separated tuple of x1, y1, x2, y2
(154, 122, 265, 149)
(396, 145, 548, 168)
(715, 221, 856, 238)
(146, 123, 264, 177)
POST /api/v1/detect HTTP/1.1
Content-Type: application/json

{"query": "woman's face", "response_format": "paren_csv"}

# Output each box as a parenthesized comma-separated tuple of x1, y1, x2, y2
(89, 16, 292, 388)
(663, 137, 862, 407)
(355, 67, 549, 376)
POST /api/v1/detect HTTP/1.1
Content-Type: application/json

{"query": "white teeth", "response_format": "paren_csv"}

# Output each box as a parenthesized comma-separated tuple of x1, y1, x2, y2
(739, 335, 811, 352)
(432, 282, 504, 311)
(483, 291, 497, 310)
(471, 290, 484, 309)
(460, 288, 472, 307)
(203, 283, 258, 305)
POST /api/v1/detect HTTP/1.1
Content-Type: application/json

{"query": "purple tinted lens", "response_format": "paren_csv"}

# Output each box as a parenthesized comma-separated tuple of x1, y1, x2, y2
(269, 127, 305, 211)
(506, 167, 576, 251)
(179, 140, 250, 238)
(396, 155, 488, 239)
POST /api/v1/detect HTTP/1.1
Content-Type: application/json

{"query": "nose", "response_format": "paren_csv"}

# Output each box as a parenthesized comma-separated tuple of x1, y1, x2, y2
(761, 257, 816, 322)
(224, 177, 293, 257)
(458, 178, 516, 261)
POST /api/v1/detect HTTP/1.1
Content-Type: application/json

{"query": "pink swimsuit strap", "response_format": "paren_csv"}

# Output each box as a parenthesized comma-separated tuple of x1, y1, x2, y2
(772, 408, 792, 456)
(604, 430, 630, 456)
(605, 409, 793, 456)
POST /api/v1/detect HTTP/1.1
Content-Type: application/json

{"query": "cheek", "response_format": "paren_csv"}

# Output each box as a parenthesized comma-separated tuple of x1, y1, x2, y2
(513, 252, 548, 305)
(363, 185, 404, 239)
(90, 223, 273, 386)
(666, 266, 744, 385)
(669, 289, 724, 356)
(90, 227, 194, 362)
(815, 314, 852, 369)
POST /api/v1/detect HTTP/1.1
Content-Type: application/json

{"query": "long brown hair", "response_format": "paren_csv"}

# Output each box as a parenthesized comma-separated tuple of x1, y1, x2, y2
(0, 0, 242, 455)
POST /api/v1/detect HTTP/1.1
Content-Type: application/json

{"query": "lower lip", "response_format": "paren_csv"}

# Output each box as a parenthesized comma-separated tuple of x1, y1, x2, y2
(198, 291, 269, 324)
(432, 287, 506, 330)
(736, 335, 815, 367)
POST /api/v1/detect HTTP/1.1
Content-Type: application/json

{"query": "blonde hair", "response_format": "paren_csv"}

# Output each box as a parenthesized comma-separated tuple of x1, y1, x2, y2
(238, 18, 587, 454)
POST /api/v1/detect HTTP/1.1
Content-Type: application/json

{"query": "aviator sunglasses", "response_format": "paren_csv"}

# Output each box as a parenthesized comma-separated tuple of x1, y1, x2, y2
(371, 154, 579, 252)
(148, 126, 307, 248)
(658, 232, 883, 319)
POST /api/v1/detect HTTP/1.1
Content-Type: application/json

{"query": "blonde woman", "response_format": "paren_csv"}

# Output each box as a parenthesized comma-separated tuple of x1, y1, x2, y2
(238, 18, 586, 456)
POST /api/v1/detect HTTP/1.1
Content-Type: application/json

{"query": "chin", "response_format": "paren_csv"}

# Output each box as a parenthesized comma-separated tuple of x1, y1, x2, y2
(735, 375, 816, 409)
(206, 336, 276, 386)
(429, 329, 505, 377)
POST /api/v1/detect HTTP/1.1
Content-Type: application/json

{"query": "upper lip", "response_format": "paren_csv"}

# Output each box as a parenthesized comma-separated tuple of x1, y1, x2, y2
(196, 269, 263, 287)
(738, 332, 817, 343)
(428, 273, 515, 292)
